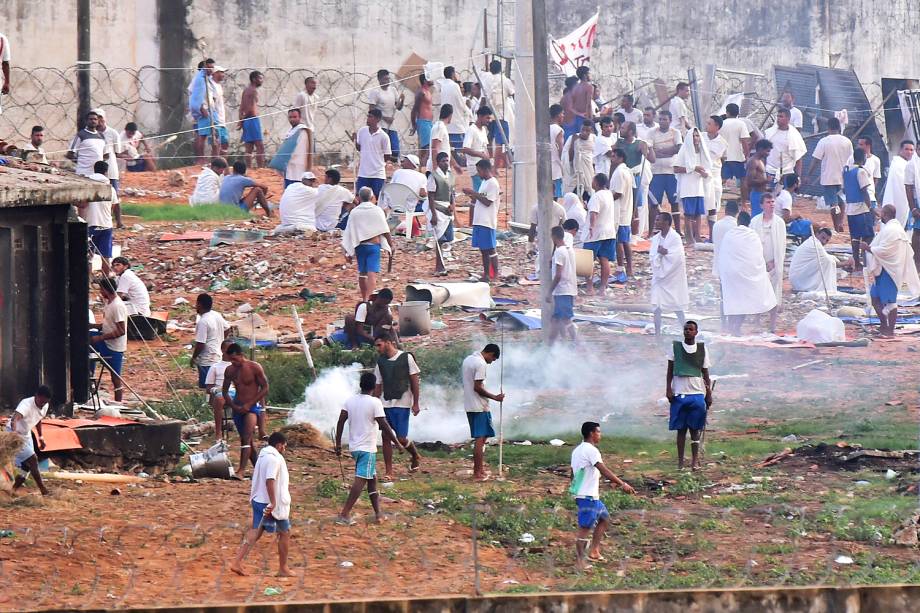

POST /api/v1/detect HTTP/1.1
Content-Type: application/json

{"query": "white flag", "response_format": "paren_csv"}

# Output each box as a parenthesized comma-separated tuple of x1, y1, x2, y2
(550, 11, 599, 78)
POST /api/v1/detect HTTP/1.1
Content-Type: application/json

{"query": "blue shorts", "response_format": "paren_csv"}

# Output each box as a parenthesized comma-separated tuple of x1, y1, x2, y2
(669, 394, 707, 431)
(354, 243, 382, 274)
(91, 335, 124, 376)
(649, 174, 679, 207)
(721, 161, 746, 181)
(416, 119, 433, 147)
(750, 190, 764, 217)
(616, 225, 631, 244)
(822, 184, 843, 209)
(356, 176, 385, 198)
(384, 407, 410, 439)
(89, 227, 114, 258)
(553, 178, 563, 198)
(471, 225, 497, 250)
(871, 268, 898, 306)
(110, 179, 120, 194)
(466, 411, 496, 439)
(197, 365, 211, 388)
(847, 212, 875, 240)
(251, 500, 291, 533)
(384, 128, 400, 159)
(196, 119, 229, 145)
(490, 119, 510, 145)
(126, 159, 146, 172)
(576, 497, 609, 529)
(440, 220, 455, 243)
(232, 404, 263, 436)
(586, 238, 616, 261)
(8, 424, 36, 467)
(241, 117, 263, 143)
(633, 175, 646, 208)
(907, 213, 920, 232)
(351, 450, 377, 479)
(682, 196, 706, 216)
(448, 132, 464, 153)
(552, 294, 575, 320)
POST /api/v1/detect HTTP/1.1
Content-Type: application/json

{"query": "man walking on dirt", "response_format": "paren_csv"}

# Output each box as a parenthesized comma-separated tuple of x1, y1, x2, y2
(239, 70, 265, 169)
(666, 320, 712, 471)
(373, 332, 422, 480)
(222, 343, 270, 477)
(461, 343, 504, 480)
(230, 431, 292, 577)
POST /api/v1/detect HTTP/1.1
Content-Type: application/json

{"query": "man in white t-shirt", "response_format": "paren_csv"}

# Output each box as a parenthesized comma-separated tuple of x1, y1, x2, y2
(668, 82, 693, 134)
(703, 116, 728, 238)
(282, 108, 309, 188)
(0, 32, 10, 110)
(774, 173, 798, 224)
(90, 278, 128, 402)
(230, 431, 293, 577)
(275, 171, 319, 234)
(719, 103, 750, 186)
(593, 117, 618, 178)
(354, 109, 392, 198)
(613, 94, 643, 125)
(189, 157, 227, 205)
(315, 168, 354, 232)
(191, 292, 231, 397)
(389, 154, 428, 210)
(780, 91, 804, 130)
(368, 69, 405, 160)
(571, 421, 635, 568)
(649, 111, 684, 235)
(373, 332, 422, 480)
(20, 125, 48, 164)
(437, 66, 472, 165)
(78, 161, 118, 272)
(460, 106, 493, 184)
(293, 76, 318, 170)
(462, 158, 501, 282)
(806, 117, 852, 232)
(204, 340, 233, 440)
(427, 103, 456, 172)
(550, 104, 566, 198)
(7, 386, 52, 496)
(111, 256, 151, 317)
(95, 109, 124, 226)
(67, 110, 106, 176)
(335, 371, 403, 524)
(548, 226, 578, 343)
(610, 149, 635, 281)
(462, 344, 504, 480)
(666, 320, 712, 471)
(636, 106, 659, 143)
(585, 173, 617, 293)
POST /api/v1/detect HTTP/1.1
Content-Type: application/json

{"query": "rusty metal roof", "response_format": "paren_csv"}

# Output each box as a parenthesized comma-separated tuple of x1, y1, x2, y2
(0, 162, 111, 208)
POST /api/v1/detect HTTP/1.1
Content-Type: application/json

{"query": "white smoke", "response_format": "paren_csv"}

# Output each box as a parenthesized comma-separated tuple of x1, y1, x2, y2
(288, 340, 668, 443)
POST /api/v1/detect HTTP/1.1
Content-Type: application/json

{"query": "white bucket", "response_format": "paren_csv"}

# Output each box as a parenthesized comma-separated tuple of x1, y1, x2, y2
(398, 301, 431, 336)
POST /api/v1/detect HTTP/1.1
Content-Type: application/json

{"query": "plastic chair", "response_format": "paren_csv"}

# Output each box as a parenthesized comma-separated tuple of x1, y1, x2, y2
(379, 182, 425, 242)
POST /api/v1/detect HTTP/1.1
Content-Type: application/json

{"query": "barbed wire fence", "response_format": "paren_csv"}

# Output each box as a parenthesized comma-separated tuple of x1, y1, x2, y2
(0, 62, 889, 172)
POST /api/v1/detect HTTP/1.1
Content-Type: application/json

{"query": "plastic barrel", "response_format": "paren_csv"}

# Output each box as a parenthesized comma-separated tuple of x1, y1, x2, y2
(398, 301, 431, 336)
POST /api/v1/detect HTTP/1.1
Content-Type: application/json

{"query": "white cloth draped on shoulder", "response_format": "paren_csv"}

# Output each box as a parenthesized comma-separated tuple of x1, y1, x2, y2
(650, 228, 689, 311)
(750, 213, 787, 307)
(866, 218, 920, 297)
(711, 215, 737, 276)
(341, 202, 392, 257)
(882, 156, 917, 227)
(789, 236, 838, 293)
(674, 127, 712, 198)
(717, 225, 778, 315)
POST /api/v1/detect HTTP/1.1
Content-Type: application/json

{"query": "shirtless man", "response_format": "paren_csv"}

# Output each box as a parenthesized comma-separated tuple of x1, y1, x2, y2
(743, 139, 772, 216)
(239, 71, 265, 168)
(222, 343, 270, 476)
(410, 75, 434, 168)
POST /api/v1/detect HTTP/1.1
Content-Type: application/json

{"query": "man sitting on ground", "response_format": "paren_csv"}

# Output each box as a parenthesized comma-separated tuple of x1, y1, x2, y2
(219, 160, 272, 217)
(332, 288, 396, 348)
(314, 168, 355, 232)
(273, 171, 319, 234)
(121, 122, 156, 172)
(189, 157, 228, 205)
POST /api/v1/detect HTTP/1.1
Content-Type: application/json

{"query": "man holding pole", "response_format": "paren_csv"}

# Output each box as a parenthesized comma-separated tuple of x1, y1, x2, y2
(666, 320, 712, 471)
(461, 343, 504, 481)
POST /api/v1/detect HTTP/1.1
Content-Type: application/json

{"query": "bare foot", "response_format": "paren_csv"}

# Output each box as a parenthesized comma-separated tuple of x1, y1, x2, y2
(374, 514, 387, 523)
(230, 564, 247, 576)
(410, 458, 421, 472)
(277, 569, 294, 577)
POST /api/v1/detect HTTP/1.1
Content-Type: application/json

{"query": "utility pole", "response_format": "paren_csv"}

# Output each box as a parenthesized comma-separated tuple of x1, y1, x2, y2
(532, 0, 554, 340)
(77, 0, 92, 128)
(512, 1, 536, 224)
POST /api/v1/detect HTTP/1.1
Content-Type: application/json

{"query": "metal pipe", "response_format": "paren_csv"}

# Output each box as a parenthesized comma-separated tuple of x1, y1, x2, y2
(532, 0, 554, 340)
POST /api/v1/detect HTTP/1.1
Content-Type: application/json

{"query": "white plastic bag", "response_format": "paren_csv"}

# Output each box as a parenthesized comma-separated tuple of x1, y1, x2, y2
(796, 309, 846, 343)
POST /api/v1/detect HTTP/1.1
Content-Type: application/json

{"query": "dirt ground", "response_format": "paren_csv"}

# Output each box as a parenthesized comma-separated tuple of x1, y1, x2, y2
(5, 163, 920, 610)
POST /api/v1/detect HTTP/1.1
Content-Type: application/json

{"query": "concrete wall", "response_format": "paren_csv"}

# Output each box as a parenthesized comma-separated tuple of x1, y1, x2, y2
(1, 0, 918, 158)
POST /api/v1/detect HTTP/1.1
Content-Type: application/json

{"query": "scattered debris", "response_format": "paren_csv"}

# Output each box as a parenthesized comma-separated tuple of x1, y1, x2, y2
(549, 439, 565, 447)
(338, 561, 354, 568)
(893, 514, 920, 547)
(781, 434, 799, 443)
(519, 533, 535, 544)
(755, 448, 794, 468)
(834, 555, 854, 565)
(280, 423, 333, 450)
(110, 488, 121, 496)
(263, 587, 283, 596)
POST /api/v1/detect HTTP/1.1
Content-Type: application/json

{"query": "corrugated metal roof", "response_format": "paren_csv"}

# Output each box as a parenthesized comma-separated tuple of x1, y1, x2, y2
(0, 163, 110, 208)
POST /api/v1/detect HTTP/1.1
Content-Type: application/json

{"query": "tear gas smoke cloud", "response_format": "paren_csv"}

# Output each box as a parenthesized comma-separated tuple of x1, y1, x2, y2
(288, 340, 668, 443)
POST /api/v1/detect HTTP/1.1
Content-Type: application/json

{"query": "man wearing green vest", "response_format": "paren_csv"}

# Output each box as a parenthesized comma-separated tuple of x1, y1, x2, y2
(426, 151, 456, 274)
(666, 320, 712, 471)
(373, 331, 422, 480)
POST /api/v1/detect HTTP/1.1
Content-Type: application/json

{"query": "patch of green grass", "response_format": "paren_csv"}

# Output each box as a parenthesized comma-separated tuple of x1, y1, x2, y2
(811, 489, 915, 543)
(121, 203, 250, 222)
(315, 478, 341, 499)
(152, 392, 210, 421)
(752, 542, 796, 555)
(227, 276, 253, 291)
(667, 472, 707, 496)
(705, 490, 789, 511)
